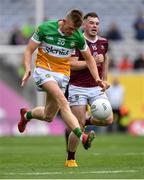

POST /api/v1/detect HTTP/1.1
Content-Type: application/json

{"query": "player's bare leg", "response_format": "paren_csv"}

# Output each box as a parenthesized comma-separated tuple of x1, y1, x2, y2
(65, 106, 86, 152)
(18, 93, 59, 133)
(18, 81, 94, 151)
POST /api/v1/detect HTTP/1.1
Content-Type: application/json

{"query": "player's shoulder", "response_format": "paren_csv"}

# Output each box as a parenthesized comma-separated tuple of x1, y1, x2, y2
(97, 35, 108, 43)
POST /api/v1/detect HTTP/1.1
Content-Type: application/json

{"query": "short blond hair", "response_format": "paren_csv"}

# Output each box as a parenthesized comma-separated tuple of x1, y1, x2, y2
(66, 9, 83, 28)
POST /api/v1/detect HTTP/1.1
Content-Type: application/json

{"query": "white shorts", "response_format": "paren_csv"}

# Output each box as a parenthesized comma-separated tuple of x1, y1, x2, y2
(33, 67, 69, 93)
(68, 85, 108, 106)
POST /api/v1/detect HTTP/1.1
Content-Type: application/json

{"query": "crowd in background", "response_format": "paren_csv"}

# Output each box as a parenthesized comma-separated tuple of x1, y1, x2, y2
(109, 53, 144, 71)
(9, 17, 35, 45)
(9, 11, 144, 45)
(7, 11, 144, 73)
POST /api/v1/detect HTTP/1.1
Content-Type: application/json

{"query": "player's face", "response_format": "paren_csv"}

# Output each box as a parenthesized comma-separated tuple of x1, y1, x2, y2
(61, 19, 78, 36)
(83, 17, 100, 37)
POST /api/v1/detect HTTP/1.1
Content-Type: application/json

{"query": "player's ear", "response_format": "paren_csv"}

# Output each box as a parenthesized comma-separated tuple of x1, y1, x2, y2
(63, 19, 67, 24)
(82, 20, 86, 29)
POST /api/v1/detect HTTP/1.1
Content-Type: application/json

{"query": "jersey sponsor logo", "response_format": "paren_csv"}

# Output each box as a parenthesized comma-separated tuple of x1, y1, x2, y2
(45, 45, 70, 57)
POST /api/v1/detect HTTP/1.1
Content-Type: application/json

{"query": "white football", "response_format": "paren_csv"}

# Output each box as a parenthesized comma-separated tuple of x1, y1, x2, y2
(91, 98, 112, 120)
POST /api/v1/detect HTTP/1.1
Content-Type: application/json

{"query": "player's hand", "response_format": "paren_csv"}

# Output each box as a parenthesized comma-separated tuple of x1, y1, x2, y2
(103, 81, 110, 90)
(94, 54, 104, 63)
(96, 79, 110, 91)
(20, 70, 31, 87)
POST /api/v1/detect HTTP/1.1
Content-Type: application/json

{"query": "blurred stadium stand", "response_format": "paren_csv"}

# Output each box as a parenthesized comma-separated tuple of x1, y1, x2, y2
(110, 39, 144, 62)
(0, 0, 144, 43)
(0, 0, 144, 58)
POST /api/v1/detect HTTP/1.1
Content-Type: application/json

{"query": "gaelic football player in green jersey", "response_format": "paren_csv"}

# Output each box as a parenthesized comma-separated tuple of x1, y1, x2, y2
(18, 9, 110, 152)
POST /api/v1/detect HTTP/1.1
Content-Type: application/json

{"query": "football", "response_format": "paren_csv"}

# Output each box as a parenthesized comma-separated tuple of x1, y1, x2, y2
(91, 98, 112, 120)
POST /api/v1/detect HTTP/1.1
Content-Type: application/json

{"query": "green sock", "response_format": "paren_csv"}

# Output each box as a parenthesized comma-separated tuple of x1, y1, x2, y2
(73, 128, 82, 138)
(25, 111, 33, 120)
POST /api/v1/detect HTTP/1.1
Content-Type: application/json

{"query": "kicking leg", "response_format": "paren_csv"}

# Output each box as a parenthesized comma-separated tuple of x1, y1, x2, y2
(18, 81, 94, 151)
(18, 93, 59, 133)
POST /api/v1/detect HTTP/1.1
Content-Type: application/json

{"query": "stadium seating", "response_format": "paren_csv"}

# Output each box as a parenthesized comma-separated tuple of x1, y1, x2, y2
(0, 0, 143, 37)
(0, 0, 143, 62)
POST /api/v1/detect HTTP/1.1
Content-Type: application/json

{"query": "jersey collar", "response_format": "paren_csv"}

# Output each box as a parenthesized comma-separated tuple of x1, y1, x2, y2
(58, 28, 65, 36)
(57, 20, 65, 36)
(83, 33, 98, 43)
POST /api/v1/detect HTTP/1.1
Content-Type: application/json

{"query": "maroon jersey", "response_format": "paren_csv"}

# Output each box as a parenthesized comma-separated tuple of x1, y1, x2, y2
(69, 36, 108, 87)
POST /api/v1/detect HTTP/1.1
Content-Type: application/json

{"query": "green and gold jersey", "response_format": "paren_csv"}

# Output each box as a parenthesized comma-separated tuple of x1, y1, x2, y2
(31, 20, 87, 76)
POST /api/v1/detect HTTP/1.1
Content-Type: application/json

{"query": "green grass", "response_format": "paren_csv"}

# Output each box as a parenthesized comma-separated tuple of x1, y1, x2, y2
(0, 133, 144, 179)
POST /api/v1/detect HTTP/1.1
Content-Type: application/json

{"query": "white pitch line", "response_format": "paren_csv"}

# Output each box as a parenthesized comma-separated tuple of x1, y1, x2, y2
(4, 169, 143, 175)
(93, 152, 144, 156)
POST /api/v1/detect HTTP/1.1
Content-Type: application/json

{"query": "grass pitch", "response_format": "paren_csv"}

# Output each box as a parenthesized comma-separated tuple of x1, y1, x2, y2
(0, 133, 144, 179)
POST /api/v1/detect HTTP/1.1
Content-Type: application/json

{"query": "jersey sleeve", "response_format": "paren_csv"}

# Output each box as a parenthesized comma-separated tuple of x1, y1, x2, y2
(31, 24, 44, 43)
(103, 40, 109, 53)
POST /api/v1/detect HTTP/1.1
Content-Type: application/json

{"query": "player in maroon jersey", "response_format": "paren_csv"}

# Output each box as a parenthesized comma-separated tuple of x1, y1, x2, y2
(65, 12, 113, 167)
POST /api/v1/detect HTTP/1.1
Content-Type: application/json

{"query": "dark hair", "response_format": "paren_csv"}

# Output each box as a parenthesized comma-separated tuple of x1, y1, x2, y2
(66, 9, 83, 28)
(84, 12, 99, 20)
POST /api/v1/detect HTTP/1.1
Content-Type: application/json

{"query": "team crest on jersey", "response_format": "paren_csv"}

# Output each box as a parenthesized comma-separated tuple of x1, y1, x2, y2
(70, 41, 75, 47)
(45, 74, 51, 78)
(101, 45, 105, 50)
(91, 45, 97, 50)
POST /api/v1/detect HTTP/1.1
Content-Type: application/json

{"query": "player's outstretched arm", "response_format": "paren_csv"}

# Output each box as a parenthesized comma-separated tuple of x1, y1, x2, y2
(102, 53, 109, 81)
(70, 53, 104, 71)
(21, 40, 39, 87)
(81, 47, 109, 91)
(69, 57, 87, 71)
